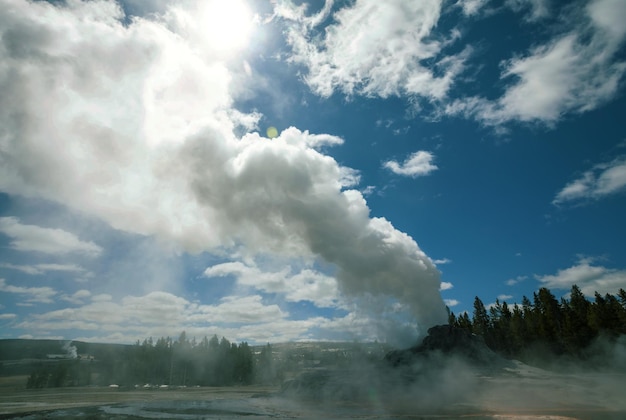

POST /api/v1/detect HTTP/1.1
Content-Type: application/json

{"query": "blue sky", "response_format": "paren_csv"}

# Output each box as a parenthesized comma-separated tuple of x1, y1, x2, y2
(0, 0, 625, 346)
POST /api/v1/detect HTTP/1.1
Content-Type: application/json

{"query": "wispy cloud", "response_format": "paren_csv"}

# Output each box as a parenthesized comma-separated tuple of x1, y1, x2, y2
(61, 289, 92, 305)
(536, 259, 626, 296)
(361, 185, 376, 196)
(505, 0, 550, 21)
(0, 263, 88, 276)
(384, 151, 438, 178)
(0, 278, 57, 304)
(458, 0, 491, 16)
(0, 217, 101, 256)
(0, 264, 42, 276)
(506, 275, 527, 286)
(553, 156, 626, 205)
(278, 0, 468, 102)
(446, 0, 626, 125)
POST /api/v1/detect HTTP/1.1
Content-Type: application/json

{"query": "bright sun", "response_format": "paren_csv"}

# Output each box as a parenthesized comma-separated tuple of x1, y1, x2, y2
(199, 0, 254, 52)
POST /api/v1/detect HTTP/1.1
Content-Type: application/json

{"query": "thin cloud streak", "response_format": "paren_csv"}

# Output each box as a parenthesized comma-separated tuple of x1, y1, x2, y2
(553, 156, 626, 205)
(0, 263, 88, 276)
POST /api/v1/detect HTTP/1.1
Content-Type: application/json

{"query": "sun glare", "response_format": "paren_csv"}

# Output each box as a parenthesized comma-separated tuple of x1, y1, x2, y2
(200, 0, 254, 52)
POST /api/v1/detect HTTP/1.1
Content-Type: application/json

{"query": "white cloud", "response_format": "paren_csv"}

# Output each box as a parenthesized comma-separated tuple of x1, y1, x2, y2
(439, 281, 454, 291)
(536, 260, 626, 297)
(278, 0, 467, 102)
(433, 258, 452, 265)
(205, 261, 341, 308)
(446, 0, 626, 125)
(0, 278, 57, 304)
(553, 156, 626, 205)
(497, 294, 513, 301)
(384, 151, 438, 178)
(444, 299, 460, 307)
(0, 313, 17, 320)
(0, 217, 102, 256)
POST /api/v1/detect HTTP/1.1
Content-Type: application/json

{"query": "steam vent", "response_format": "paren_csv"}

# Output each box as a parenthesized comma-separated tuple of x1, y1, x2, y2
(280, 325, 513, 404)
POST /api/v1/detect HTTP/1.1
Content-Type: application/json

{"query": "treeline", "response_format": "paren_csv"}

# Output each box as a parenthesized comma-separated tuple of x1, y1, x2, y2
(27, 332, 277, 388)
(449, 285, 626, 359)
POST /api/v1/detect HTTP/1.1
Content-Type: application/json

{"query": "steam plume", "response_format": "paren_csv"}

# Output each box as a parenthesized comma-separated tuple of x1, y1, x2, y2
(0, 0, 447, 336)
(63, 341, 78, 359)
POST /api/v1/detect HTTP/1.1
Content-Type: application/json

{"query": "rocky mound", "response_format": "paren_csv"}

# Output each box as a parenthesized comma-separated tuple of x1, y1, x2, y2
(385, 324, 510, 368)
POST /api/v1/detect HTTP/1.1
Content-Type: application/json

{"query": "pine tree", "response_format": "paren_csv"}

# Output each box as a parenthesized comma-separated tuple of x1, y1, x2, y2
(472, 296, 489, 337)
(509, 304, 525, 354)
(534, 287, 563, 352)
(562, 285, 594, 352)
(457, 312, 473, 332)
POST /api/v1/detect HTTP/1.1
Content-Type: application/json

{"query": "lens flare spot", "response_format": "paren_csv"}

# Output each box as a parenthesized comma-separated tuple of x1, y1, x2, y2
(266, 126, 278, 139)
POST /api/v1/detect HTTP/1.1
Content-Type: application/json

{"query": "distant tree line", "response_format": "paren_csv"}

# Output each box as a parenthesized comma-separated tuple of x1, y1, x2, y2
(26, 332, 278, 388)
(448, 285, 626, 360)
(26, 360, 89, 389)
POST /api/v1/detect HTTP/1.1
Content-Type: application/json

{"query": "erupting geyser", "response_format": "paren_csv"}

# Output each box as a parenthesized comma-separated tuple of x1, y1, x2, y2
(0, 0, 447, 344)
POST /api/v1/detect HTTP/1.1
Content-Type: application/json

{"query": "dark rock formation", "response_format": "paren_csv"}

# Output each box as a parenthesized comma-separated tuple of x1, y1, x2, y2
(385, 324, 509, 368)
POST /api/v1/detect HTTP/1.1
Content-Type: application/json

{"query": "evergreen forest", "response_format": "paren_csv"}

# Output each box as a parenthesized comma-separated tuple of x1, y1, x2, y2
(448, 285, 626, 362)
(25, 333, 276, 389)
